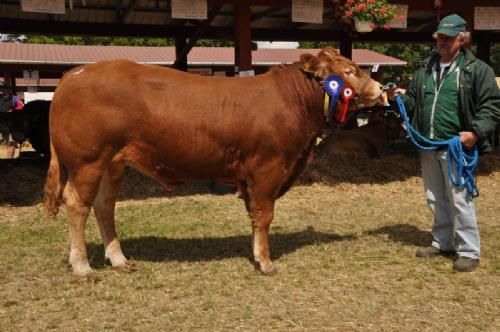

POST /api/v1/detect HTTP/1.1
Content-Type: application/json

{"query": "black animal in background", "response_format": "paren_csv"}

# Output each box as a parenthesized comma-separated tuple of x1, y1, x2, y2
(15, 100, 51, 157)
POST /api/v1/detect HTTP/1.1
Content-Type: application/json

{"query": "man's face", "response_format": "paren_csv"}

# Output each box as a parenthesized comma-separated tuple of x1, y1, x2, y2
(436, 34, 462, 61)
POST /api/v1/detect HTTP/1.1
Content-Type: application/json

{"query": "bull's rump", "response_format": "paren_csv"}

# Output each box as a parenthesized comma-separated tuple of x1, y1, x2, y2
(51, 60, 308, 182)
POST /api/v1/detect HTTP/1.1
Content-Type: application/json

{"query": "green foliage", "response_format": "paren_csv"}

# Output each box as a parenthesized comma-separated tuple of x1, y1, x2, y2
(490, 43, 500, 76)
(299, 41, 339, 49)
(354, 42, 433, 82)
(19, 35, 233, 47)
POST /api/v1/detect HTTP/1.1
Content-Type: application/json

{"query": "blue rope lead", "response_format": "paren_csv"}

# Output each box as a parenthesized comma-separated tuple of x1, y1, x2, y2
(395, 95, 479, 198)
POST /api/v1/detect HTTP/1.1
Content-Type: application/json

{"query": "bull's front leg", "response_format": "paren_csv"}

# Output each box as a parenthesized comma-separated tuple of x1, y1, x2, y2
(248, 199, 277, 276)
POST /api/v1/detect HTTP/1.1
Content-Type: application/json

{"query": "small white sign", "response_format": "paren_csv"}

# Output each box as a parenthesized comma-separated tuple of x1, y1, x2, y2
(238, 70, 255, 77)
(171, 0, 207, 20)
(371, 64, 380, 73)
(292, 0, 323, 24)
(23, 69, 39, 81)
(474, 7, 500, 30)
(21, 0, 65, 14)
(389, 4, 408, 29)
(213, 71, 227, 77)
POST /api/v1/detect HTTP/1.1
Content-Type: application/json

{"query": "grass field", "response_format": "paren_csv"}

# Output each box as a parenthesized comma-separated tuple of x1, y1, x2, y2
(1, 149, 500, 331)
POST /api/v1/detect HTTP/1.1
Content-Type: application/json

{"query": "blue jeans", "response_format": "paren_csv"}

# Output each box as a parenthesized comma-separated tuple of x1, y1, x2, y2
(420, 150, 480, 259)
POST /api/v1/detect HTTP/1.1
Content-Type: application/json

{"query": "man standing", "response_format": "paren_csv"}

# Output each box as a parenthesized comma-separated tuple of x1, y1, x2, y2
(388, 14, 500, 272)
(0, 82, 18, 158)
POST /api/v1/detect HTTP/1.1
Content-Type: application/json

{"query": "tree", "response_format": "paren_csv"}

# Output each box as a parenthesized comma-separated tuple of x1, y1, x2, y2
(299, 41, 433, 82)
(490, 43, 500, 76)
(353, 42, 433, 81)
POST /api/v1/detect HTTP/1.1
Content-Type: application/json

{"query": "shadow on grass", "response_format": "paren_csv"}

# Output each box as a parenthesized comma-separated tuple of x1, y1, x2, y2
(2, 150, 500, 207)
(87, 226, 357, 269)
(365, 223, 430, 247)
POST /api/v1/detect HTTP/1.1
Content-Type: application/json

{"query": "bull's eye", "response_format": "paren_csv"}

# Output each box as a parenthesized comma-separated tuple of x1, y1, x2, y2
(328, 81, 339, 90)
(344, 69, 356, 77)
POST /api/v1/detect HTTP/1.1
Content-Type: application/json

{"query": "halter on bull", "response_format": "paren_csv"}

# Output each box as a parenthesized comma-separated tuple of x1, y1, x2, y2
(44, 46, 383, 276)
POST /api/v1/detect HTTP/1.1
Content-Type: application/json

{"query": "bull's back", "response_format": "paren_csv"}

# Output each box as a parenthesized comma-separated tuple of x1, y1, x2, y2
(50, 60, 299, 179)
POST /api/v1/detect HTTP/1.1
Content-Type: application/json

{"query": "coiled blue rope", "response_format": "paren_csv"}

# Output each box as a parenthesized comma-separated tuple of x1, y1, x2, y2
(395, 95, 479, 198)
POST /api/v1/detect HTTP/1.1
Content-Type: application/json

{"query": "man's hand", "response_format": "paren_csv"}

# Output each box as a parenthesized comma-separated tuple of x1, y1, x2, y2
(459, 131, 478, 150)
(386, 87, 406, 101)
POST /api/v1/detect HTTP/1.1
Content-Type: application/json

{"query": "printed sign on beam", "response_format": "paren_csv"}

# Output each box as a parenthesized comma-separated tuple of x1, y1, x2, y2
(292, 0, 323, 24)
(172, 0, 207, 20)
(474, 7, 500, 30)
(21, 0, 65, 14)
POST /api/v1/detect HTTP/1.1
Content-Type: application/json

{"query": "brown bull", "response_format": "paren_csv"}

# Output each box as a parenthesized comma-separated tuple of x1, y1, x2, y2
(44, 46, 383, 276)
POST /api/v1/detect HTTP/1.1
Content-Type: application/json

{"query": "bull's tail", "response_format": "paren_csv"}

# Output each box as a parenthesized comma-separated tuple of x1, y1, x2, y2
(44, 143, 65, 217)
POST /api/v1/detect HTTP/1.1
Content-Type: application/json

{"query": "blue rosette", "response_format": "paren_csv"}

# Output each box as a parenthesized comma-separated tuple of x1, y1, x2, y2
(323, 75, 343, 119)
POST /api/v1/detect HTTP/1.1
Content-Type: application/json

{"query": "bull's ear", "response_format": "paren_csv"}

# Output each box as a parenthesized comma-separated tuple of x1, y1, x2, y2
(319, 46, 340, 60)
(300, 53, 319, 74)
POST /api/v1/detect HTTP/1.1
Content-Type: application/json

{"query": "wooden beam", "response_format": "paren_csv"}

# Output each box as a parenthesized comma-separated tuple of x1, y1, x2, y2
(173, 5, 222, 68)
(339, 29, 353, 59)
(174, 34, 188, 71)
(0, 17, 455, 43)
(250, 7, 283, 22)
(475, 32, 491, 64)
(116, 0, 138, 24)
(234, 0, 252, 72)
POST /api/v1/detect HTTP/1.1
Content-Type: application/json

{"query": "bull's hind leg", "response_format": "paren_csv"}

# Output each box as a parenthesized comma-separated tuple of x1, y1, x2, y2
(64, 168, 102, 276)
(92, 162, 131, 271)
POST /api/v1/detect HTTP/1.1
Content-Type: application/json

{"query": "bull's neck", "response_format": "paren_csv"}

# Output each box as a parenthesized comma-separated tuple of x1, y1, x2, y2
(270, 65, 324, 117)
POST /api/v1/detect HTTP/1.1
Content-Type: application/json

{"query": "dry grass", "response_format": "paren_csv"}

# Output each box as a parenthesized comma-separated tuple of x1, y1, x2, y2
(1, 146, 500, 331)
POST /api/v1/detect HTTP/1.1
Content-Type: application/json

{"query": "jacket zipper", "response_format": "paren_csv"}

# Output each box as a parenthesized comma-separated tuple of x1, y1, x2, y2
(429, 61, 458, 139)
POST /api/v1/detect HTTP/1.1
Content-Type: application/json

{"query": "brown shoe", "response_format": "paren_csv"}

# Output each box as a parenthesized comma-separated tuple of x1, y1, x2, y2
(415, 246, 451, 258)
(453, 257, 480, 272)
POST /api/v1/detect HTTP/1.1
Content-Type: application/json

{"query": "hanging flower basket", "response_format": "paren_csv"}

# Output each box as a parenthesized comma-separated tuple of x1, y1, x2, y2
(338, 0, 397, 31)
(354, 18, 374, 32)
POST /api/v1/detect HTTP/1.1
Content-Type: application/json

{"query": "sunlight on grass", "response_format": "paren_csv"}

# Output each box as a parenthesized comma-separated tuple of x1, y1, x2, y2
(1, 153, 500, 330)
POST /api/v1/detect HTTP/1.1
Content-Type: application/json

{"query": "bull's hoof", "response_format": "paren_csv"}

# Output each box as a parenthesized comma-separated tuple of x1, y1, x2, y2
(254, 261, 277, 276)
(113, 260, 137, 273)
(72, 263, 93, 277)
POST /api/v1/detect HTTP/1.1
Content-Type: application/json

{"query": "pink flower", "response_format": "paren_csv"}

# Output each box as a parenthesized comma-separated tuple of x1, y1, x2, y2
(345, 9, 353, 17)
(371, 10, 376, 15)
(367, 0, 375, 3)
(346, 0, 354, 4)
(380, 7, 387, 14)
(356, 3, 367, 12)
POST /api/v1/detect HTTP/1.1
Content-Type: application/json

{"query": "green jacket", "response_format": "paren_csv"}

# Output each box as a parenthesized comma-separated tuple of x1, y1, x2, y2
(0, 95, 13, 113)
(402, 48, 500, 154)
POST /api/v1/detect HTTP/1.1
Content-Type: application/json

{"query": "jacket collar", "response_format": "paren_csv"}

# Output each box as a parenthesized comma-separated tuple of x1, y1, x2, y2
(424, 48, 476, 73)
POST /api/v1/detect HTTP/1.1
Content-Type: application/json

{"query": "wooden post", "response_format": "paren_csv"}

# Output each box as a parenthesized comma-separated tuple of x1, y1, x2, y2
(174, 34, 188, 72)
(339, 28, 353, 59)
(476, 33, 491, 64)
(234, 0, 252, 73)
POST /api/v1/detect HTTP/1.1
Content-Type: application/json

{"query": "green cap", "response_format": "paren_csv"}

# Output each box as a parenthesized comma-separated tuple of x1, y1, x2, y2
(433, 14, 466, 38)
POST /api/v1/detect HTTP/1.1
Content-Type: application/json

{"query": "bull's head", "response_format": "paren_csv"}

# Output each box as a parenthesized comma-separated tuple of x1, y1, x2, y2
(300, 46, 384, 111)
